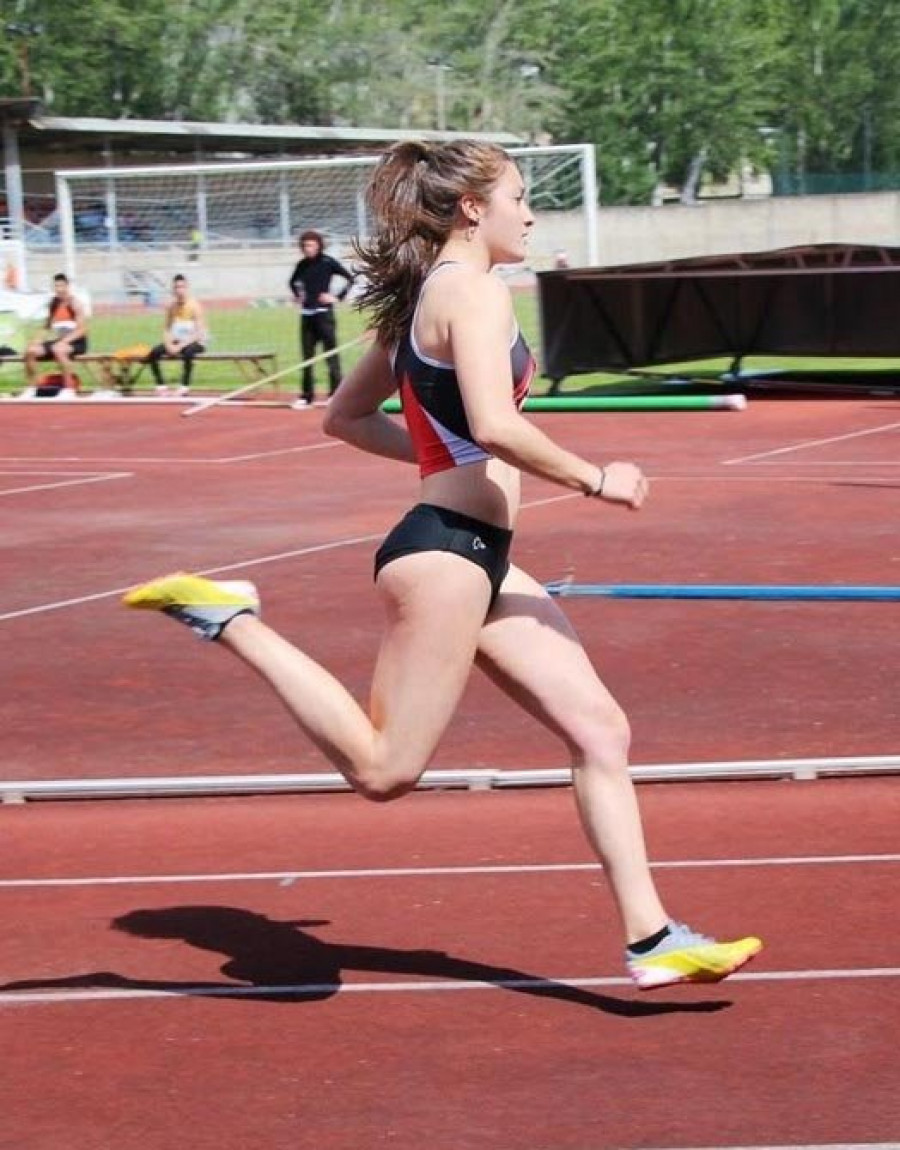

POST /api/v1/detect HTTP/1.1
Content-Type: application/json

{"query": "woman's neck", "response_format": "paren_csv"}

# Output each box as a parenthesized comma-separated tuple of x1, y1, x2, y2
(436, 236, 492, 272)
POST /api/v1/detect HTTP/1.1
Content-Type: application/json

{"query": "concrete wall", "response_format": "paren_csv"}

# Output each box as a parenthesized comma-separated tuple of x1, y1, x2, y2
(22, 191, 900, 301)
(595, 191, 900, 267)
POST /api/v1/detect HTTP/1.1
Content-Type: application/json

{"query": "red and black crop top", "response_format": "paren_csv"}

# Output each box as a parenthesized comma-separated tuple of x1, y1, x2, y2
(392, 268, 536, 478)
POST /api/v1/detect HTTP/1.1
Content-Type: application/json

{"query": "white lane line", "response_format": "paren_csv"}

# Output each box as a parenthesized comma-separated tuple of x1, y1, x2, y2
(0, 469, 120, 474)
(0, 443, 342, 465)
(1, 967, 898, 1006)
(641, 1144, 900, 1150)
(0, 493, 574, 624)
(0, 472, 132, 496)
(215, 443, 341, 462)
(721, 461, 900, 467)
(723, 420, 900, 465)
(0, 533, 384, 623)
(649, 474, 897, 484)
(2, 853, 897, 889)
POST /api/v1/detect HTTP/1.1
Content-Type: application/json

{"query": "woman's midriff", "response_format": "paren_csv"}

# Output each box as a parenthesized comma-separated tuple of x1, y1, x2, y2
(419, 457, 521, 531)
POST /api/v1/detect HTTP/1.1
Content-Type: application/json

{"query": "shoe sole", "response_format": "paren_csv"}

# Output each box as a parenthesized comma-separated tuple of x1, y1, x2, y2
(123, 572, 259, 611)
(632, 942, 763, 992)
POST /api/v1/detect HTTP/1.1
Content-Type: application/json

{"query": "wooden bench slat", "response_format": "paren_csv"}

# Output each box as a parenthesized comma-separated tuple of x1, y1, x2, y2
(1, 352, 275, 365)
(1, 350, 279, 394)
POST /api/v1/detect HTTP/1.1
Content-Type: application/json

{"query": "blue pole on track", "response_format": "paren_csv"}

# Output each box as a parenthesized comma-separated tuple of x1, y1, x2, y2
(544, 583, 900, 602)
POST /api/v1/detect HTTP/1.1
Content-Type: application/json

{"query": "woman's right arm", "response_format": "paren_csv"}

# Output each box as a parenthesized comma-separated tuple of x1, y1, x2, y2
(323, 341, 417, 464)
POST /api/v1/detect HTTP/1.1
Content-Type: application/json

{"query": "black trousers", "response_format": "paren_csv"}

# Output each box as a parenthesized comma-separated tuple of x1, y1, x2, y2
(147, 341, 205, 388)
(300, 311, 340, 401)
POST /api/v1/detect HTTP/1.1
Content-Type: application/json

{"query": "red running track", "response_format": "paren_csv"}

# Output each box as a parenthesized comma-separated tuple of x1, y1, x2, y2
(3, 777, 900, 1150)
(0, 398, 898, 782)
(1, 397, 898, 1146)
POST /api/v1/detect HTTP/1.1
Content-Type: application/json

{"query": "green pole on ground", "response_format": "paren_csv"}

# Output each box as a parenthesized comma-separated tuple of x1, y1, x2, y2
(380, 394, 747, 414)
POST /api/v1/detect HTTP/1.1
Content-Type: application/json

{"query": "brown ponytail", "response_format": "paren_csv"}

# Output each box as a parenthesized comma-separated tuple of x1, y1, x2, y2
(353, 139, 510, 345)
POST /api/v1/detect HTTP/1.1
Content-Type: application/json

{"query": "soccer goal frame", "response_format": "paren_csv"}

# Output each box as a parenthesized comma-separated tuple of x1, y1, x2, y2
(54, 144, 598, 301)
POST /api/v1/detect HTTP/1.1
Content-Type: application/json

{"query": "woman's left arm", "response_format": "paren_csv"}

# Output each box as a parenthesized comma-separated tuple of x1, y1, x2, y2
(450, 277, 601, 493)
(323, 341, 416, 464)
(450, 276, 646, 507)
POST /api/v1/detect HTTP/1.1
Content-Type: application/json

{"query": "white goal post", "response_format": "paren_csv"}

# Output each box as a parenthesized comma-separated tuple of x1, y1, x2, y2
(54, 144, 598, 314)
(0, 231, 28, 292)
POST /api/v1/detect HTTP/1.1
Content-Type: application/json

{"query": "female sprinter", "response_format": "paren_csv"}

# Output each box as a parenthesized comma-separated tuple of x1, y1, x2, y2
(125, 140, 761, 989)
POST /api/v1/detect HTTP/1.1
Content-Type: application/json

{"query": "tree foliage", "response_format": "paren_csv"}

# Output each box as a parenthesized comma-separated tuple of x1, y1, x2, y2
(3, 0, 900, 203)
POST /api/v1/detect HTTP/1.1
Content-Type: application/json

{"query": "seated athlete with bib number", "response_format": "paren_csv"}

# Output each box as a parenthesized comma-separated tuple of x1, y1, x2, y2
(124, 140, 761, 990)
(145, 274, 208, 397)
(23, 273, 89, 397)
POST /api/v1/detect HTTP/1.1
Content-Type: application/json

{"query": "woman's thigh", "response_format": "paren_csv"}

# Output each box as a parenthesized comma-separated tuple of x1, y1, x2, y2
(371, 550, 493, 776)
(475, 564, 626, 755)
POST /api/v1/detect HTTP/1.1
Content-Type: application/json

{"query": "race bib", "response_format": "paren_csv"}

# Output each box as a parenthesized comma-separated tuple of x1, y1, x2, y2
(170, 319, 197, 341)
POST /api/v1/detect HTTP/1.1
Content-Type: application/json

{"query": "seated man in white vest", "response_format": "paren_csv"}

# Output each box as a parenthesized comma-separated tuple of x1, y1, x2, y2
(146, 274, 208, 397)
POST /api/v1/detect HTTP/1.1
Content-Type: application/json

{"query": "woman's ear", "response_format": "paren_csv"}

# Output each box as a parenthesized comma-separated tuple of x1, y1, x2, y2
(458, 194, 482, 225)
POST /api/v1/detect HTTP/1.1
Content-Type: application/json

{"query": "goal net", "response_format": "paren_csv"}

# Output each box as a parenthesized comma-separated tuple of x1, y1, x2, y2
(50, 144, 597, 394)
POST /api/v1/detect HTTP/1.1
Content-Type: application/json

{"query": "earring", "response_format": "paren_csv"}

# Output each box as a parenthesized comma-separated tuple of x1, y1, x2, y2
(466, 217, 479, 242)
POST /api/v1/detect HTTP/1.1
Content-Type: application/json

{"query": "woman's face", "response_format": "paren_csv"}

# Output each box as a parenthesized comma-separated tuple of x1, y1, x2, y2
(478, 162, 535, 265)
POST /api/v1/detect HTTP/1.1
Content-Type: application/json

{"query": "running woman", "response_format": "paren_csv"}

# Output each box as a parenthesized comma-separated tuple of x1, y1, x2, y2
(124, 140, 761, 990)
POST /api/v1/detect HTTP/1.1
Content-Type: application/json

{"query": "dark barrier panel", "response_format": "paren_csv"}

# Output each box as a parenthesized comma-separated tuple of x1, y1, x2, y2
(538, 243, 900, 386)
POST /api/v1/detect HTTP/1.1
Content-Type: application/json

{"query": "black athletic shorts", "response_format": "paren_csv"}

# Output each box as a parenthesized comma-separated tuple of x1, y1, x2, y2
(374, 503, 513, 608)
(41, 336, 88, 359)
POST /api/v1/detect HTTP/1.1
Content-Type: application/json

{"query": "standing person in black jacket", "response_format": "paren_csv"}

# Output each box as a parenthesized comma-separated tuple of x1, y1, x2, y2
(288, 231, 355, 408)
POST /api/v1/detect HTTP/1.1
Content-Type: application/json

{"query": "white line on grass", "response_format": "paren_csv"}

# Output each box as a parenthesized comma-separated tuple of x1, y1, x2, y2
(1, 967, 898, 1007)
(723, 420, 900, 465)
(2, 853, 897, 889)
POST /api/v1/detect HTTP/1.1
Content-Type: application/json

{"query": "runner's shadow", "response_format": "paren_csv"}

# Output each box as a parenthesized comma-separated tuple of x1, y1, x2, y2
(2, 905, 732, 1016)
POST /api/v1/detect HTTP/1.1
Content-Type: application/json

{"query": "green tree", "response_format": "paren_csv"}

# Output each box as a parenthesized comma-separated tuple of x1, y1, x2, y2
(6, 0, 900, 205)
(770, 0, 900, 186)
(559, 0, 784, 204)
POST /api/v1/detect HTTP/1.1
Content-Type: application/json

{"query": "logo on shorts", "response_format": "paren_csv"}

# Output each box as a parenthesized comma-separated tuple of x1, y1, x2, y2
(472, 536, 487, 551)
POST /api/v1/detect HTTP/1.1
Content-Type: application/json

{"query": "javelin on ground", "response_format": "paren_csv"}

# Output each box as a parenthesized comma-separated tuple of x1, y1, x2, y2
(181, 332, 374, 418)
(545, 581, 900, 601)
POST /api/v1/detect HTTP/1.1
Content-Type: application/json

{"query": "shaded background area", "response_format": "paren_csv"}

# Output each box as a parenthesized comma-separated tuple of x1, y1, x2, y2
(539, 243, 900, 391)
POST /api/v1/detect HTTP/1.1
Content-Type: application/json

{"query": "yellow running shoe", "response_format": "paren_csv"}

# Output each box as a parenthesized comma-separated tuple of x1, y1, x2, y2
(626, 921, 763, 990)
(123, 572, 260, 641)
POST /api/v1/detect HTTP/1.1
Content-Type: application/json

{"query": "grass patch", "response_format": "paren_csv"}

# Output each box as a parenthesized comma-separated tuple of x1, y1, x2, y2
(4, 289, 899, 397)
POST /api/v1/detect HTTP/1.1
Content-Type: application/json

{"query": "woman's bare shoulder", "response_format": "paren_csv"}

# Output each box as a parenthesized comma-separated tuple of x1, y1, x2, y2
(428, 265, 511, 317)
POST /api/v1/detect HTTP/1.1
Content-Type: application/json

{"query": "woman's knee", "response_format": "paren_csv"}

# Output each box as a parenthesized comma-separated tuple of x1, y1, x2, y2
(356, 775, 417, 803)
(355, 762, 421, 803)
(569, 700, 632, 769)
(354, 745, 427, 803)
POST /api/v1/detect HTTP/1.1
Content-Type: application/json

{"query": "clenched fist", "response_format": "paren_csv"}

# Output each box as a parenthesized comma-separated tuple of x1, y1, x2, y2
(597, 461, 649, 509)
